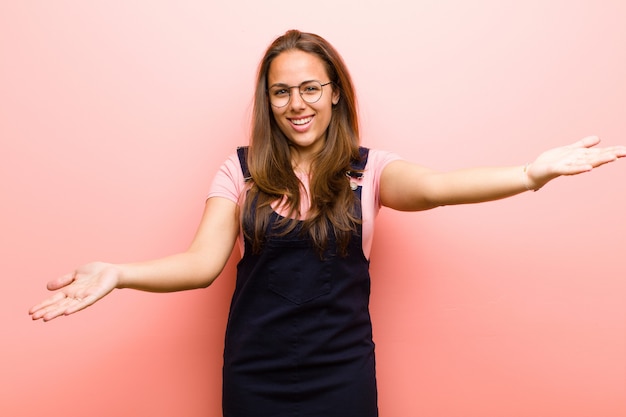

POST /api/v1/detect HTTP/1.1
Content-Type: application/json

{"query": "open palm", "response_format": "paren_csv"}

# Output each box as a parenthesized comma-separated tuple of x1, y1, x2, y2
(29, 262, 120, 321)
(527, 136, 626, 190)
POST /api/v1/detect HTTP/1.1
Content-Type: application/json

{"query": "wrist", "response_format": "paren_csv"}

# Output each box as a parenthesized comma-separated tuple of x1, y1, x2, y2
(522, 163, 542, 192)
(113, 263, 132, 289)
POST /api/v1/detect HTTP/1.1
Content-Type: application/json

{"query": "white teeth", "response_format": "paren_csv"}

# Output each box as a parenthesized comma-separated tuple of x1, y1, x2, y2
(291, 116, 313, 125)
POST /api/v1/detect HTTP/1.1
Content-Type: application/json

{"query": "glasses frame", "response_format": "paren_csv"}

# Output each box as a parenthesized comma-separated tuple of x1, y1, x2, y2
(267, 80, 333, 108)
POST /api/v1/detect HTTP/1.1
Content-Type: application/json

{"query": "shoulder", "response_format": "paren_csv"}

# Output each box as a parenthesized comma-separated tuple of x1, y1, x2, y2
(216, 152, 245, 183)
(364, 148, 403, 175)
(207, 151, 247, 203)
(358, 148, 403, 201)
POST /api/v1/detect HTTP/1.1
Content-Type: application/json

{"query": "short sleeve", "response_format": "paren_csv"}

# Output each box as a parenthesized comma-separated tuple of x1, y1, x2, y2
(365, 149, 403, 209)
(360, 149, 403, 258)
(207, 153, 246, 204)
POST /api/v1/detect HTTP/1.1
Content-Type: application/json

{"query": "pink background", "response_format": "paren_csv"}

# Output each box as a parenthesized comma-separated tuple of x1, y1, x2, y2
(2, 1, 625, 416)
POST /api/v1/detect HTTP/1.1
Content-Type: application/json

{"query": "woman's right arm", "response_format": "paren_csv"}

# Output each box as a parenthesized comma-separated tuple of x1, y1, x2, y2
(29, 196, 239, 321)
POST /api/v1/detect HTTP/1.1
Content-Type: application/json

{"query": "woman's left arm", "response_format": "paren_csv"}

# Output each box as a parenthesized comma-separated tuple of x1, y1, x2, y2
(380, 136, 626, 212)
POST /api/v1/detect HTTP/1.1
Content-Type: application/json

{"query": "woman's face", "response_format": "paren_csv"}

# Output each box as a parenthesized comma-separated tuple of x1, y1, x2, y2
(267, 50, 339, 162)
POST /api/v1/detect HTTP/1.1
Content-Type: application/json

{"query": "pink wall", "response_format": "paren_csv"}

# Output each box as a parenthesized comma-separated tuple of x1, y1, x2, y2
(2, 1, 625, 416)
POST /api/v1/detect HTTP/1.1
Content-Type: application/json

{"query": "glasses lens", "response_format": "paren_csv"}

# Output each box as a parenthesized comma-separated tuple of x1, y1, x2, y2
(299, 81, 323, 104)
(269, 86, 290, 108)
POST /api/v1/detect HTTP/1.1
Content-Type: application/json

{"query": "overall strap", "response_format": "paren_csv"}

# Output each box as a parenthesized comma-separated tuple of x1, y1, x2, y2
(236, 146, 252, 181)
(347, 146, 369, 179)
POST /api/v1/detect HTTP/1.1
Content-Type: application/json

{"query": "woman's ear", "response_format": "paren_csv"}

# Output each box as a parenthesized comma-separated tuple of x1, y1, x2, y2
(332, 89, 340, 105)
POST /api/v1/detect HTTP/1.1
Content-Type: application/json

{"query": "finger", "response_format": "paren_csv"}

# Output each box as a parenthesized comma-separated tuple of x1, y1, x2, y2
(41, 306, 71, 322)
(29, 292, 68, 316)
(585, 147, 626, 164)
(40, 296, 84, 322)
(610, 145, 626, 158)
(558, 150, 619, 175)
(576, 135, 600, 149)
(31, 299, 69, 321)
(589, 153, 619, 168)
(47, 271, 76, 291)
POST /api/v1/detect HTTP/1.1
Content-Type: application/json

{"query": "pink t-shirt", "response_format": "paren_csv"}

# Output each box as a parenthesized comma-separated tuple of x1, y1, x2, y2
(207, 149, 401, 259)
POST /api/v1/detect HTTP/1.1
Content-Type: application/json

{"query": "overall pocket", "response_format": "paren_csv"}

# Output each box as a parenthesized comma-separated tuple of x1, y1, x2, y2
(266, 240, 333, 305)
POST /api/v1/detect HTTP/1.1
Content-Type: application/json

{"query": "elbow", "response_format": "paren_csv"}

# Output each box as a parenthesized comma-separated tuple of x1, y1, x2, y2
(196, 262, 229, 289)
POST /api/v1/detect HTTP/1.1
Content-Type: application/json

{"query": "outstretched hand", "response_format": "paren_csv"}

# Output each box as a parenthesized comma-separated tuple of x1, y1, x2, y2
(526, 136, 626, 190)
(29, 262, 120, 322)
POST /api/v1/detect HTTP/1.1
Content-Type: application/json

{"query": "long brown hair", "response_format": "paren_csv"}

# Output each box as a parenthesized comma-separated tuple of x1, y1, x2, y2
(243, 30, 362, 255)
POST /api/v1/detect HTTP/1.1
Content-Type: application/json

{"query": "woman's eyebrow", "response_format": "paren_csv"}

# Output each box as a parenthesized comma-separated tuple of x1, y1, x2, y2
(268, 79, 318, 88)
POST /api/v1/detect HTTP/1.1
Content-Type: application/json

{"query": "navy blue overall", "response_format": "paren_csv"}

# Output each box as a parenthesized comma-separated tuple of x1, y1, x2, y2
(222, 147, 377, 417)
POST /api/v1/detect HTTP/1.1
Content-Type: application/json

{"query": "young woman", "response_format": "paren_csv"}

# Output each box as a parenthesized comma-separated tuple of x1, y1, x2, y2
(29, 30, 626, 417)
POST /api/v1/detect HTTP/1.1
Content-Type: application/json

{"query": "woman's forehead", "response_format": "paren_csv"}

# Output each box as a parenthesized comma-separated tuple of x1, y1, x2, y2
(268, 50, 329, 85)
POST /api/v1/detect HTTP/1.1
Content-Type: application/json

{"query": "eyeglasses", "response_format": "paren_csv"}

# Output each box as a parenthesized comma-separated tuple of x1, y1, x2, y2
(268, 80, 333, 108)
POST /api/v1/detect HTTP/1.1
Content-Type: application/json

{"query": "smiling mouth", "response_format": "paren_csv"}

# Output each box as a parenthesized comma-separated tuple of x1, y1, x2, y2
(289, 116, 313, 126)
